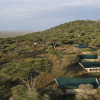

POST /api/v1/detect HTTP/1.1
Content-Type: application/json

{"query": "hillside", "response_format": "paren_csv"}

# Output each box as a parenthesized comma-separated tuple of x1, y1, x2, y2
(0, 20, 100, 100)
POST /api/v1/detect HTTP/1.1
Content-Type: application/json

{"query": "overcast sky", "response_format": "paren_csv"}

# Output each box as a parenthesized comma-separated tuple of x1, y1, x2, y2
(0, 0, 100, 31)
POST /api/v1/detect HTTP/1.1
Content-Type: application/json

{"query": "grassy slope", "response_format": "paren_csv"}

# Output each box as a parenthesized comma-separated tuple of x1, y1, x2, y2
(0, 20, 100, 99)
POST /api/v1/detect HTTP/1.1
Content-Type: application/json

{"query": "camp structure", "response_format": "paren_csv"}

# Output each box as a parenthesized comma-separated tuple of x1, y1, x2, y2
(74, 43, 86, 46)
(79, 48, 97, 55)
(54, 78, 99, 94)
(78, 55, 98, 62)
(73, 44, 97, 55)
(79, 62, 100, 72)
(73, 46, 88, 52)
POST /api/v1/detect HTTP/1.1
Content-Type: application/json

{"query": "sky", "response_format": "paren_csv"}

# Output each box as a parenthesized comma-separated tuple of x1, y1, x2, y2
(0, 0, 100, 31)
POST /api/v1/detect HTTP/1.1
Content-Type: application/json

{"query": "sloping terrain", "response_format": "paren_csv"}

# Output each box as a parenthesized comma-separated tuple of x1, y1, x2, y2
(0, 20, 100, 100)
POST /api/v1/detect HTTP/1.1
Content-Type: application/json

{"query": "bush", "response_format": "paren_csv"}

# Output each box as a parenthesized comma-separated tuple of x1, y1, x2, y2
(40, 87, 62, 100)
(48, 46, 54, 50)
(48, 50, 55, 55)
(56, 50, 61, 54)
(9, 85, 40, 100)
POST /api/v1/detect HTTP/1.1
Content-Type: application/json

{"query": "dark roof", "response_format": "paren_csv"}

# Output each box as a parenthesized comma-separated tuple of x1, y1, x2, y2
(79, 62, 100, 68)
(74, 46, 88, 48)
(78, 55, 98, 59)
(74, 45, 97, 51)
(80, 47, 97, 51)
(55, 78, 99, 89)
(74, 43, 85, 46)
(92, 48, 97, 51)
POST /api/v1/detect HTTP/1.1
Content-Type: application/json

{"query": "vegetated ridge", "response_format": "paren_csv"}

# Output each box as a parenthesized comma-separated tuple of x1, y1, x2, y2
(0, 20, 100, 100)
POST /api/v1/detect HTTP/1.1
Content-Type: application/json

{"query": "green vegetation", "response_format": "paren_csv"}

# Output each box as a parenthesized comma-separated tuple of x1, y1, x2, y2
(0, 20, 100, 100)
(81, 48, 94, 51)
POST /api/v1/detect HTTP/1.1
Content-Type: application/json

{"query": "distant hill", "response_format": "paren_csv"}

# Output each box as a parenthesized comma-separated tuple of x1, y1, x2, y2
(0, 31, 34, 38)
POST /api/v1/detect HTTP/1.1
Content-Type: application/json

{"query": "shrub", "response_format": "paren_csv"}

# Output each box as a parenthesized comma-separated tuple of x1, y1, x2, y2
(48, 50, 55, 55)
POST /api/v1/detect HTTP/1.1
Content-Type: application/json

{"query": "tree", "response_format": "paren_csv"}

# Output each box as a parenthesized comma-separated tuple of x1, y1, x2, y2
(44, 42, 53, 51)
(0, 54, 3, 60)
(0, 58, 52, 90)
(75, 84, 93, 100)
(40, 87, 62, 100)
(6, 46, 15, 58)
(65, 54, 79, 65)
(94, 87, 100, 100)
(53, 42, 57, 49)
(9, 85, 41, 100)
(84, 39, 91, 45)
(2, 49, 8, 56)
(48, 49, 55, 55)
(32, 45, 37, 51)
(1, 49, 8, 60)
(16, 50, 22, 56)
(30, 36, 42, 44)
(59, 39, 65, 45)
(48, 37, 58, 49)
(48, 46, 54, 50)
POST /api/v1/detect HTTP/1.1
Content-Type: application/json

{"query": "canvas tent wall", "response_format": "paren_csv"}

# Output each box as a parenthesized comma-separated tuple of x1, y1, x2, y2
(79, 62, 100, 72)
